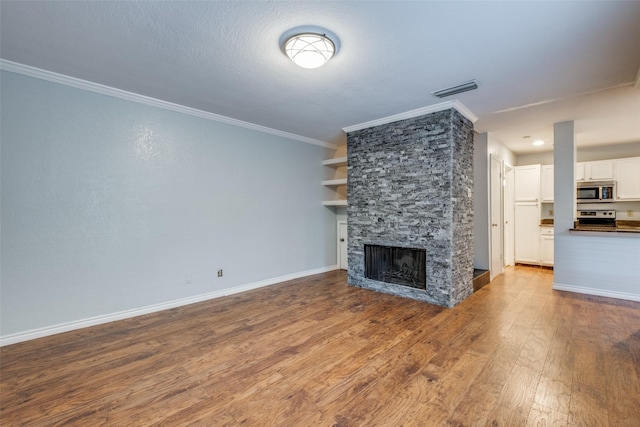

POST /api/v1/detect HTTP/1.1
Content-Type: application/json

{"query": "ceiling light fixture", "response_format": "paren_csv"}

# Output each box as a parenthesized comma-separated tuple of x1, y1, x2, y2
(533, 140, 545, 146)
(284, 33, 335, 69)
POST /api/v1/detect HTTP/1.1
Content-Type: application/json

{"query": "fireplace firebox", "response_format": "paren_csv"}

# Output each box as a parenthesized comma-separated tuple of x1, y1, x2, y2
(364, 244, 426, 290)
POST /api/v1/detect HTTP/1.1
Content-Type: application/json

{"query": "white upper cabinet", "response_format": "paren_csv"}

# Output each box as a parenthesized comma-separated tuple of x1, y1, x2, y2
(615, 157, 640, 201)
(578, 160, 614, 181)
(541, 165, 554, 202)
(514, 164, 541, 202)
(576, 163, 585, 181)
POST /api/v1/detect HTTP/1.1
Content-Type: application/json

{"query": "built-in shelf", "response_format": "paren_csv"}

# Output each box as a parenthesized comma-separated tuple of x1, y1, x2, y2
(322, 200, 348, 207)
(322, 178, 347, 186)
(323, 156, 348, 207)
(322, 156, 347, 167)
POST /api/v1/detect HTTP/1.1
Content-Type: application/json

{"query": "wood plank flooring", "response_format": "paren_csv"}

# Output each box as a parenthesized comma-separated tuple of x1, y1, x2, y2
(1, 266, 639, 426)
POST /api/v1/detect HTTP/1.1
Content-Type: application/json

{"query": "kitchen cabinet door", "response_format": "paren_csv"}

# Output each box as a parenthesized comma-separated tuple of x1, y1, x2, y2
(514, 165, 541, 202)
(515, 202, 540, 265)
(585, 160, 614, 181)
(615, 157, 640, 201)
(540, 236, 554, 266)
(539, 227, 554, 267)
(541, 165, 554, 202)
(576, 163, 585, 181)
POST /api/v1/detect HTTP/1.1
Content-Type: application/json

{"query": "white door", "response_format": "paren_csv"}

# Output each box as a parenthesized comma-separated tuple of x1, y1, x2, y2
(338, 221, 348, 270)
(504, 165, 515, 267)
(490, 156, 503, 279)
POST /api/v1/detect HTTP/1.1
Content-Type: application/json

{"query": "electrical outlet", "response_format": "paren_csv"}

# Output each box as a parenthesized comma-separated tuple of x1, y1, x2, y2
(217, 269, 223, 277)
(628, 210, 634, 218)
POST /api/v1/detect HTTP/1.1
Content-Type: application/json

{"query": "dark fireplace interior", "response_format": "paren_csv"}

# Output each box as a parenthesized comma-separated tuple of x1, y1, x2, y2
(364, 245, 426, 290)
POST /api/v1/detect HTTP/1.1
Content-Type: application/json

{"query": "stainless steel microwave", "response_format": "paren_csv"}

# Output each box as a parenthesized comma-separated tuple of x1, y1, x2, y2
(577, 181, 615, 203)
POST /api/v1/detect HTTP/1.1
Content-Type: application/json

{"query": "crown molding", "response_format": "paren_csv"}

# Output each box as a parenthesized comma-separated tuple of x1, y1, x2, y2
(342, 100, 478, 134)
(0, 59, 337, 150)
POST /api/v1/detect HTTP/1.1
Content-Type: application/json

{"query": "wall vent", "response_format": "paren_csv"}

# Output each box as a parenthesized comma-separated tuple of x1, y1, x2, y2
(431, 80, 479, 98)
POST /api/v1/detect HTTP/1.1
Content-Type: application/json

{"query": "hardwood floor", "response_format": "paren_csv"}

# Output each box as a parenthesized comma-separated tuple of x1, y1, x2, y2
(1, 266, 639, 426)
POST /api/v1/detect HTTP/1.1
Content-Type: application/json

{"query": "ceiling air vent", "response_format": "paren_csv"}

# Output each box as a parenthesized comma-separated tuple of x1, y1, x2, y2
(431, 80, 479, 98)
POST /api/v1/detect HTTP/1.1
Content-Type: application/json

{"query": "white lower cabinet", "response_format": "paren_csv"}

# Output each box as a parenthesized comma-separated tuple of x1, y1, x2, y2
(515, 202, 540, 265)
(539, 227, 554, 267)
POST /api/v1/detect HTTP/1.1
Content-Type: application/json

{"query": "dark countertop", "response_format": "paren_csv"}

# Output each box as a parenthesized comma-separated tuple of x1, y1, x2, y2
(570, 221, 640, 234)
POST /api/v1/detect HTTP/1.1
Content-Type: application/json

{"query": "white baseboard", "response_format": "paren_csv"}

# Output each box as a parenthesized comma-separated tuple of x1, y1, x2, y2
(552, 282, 640, 302)
(0, 265, 339, 347)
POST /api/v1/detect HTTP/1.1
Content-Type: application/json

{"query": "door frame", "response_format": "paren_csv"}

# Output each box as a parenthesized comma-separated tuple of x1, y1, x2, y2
(337, 220, 348, 270)
(489, 155, 503, 280)
(503, 164, 515, 267)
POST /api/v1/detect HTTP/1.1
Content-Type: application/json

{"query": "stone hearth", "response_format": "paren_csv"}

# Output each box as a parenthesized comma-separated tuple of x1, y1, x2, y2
(346, 108, 474, 308)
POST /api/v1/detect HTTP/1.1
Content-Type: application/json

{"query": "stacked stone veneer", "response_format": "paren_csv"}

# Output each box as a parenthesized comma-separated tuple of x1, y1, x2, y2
(347, 108, 474, 307)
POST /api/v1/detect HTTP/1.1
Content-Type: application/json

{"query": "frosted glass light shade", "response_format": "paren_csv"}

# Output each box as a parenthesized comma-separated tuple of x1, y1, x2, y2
(284, 33, 335, 69)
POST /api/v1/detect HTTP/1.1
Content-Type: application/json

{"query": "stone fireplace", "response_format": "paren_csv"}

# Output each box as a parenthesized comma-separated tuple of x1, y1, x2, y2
(346, 107, 474, 308)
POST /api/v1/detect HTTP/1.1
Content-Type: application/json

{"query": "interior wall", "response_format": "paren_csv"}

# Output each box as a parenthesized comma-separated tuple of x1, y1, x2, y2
(488, 135, 516, 167)
(0, 71, 336, 337)
(516, 151, 554, 166)
(516, 141, 640, 166)
(577, 141, 640, 162)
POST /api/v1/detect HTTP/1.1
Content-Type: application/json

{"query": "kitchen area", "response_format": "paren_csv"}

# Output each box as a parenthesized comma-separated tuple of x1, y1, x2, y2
(513, 150, 640, 269)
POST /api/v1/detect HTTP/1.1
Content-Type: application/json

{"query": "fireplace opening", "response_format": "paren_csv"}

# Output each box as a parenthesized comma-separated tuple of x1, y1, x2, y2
(364, 244, 426, 290)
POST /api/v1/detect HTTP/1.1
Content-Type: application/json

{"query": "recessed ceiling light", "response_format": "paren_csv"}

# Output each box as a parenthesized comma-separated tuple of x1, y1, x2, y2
(533, 140, 545, 146)
(284, 33, 335, 69)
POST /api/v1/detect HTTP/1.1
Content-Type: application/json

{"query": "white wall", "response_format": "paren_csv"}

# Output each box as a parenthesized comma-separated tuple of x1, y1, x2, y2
(0, 71, 337, 339)
(516, 151, 554, 166)
(516, 141, 640, 166)
(488, 135, 516, 167)
(577, 141, 640, 162)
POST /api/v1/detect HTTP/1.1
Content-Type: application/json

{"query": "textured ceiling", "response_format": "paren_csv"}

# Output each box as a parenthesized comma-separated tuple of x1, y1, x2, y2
(1, 1, 639, 154)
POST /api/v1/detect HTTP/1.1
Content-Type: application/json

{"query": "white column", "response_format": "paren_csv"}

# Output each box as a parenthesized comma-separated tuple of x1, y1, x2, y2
(553, 121, 575, 286)
(553, 121, 576, 232)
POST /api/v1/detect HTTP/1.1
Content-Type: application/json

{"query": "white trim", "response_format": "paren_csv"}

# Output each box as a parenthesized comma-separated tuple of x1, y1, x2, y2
(341, 100, 478, 134)
(0, 59, 337, 150)
(0, 265, 339, 347)
(552, 282, 640, 302)
(337, 220, 348, 270)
